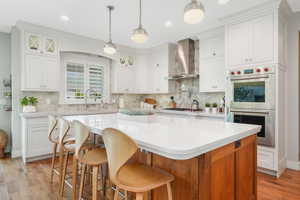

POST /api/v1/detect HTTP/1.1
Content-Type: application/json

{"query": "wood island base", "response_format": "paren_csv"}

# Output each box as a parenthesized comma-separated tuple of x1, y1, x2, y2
(130, 135, 257, 200)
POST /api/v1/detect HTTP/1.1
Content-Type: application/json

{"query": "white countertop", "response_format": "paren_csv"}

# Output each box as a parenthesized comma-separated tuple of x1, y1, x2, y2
(19, 110, 118, 118)
(64, 113, 261, 160)
(157, 109, 225, 118)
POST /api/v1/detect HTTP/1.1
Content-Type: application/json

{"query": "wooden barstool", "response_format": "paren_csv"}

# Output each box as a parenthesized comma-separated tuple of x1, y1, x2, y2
(102, 128, 174, 200)
(71, 120, 108, 200)
(48, 115, 59, 183)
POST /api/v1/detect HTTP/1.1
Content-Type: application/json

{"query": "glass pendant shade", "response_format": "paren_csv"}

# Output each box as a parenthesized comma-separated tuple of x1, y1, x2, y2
(131, 26, 149, 43)
(184, 0, 205, 24)
(103, 41, 117, 55)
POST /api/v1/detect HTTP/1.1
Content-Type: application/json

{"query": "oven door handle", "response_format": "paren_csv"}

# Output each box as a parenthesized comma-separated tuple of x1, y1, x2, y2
(230, 75, 269, 81)
(231, 110, 269, 115)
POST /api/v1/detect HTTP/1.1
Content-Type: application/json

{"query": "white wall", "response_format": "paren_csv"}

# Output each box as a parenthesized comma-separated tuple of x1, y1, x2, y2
(287, 11, 300, 164)
(0, 32, 11, 152)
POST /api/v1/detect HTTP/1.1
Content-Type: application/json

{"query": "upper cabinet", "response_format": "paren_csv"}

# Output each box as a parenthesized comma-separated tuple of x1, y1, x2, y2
(227, 14, 274, 68)
(112, 43, 176, 94)
(25, 32, 58, 57)
(21, 32, 60, 91)
(199, 30, 225, 93)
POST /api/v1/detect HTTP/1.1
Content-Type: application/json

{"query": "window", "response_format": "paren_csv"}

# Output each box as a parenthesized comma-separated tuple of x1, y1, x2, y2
(60, 53, 110, 104)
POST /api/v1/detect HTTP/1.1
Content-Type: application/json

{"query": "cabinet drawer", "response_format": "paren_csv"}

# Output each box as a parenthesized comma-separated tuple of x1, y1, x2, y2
(257, 149, 274, 170)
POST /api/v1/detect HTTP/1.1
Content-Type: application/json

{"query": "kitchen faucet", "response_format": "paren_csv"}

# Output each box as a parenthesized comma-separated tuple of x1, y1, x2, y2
(85, 89, 97, 110)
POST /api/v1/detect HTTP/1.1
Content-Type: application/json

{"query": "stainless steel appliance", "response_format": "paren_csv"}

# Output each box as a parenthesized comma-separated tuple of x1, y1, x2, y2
(230, 109, 275, 147)
(228, 65, 276, 147)
(228, 66, 275, 110)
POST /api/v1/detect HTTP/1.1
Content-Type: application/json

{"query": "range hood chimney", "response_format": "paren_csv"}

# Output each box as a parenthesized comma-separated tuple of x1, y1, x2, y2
(169, 39, 198, 80)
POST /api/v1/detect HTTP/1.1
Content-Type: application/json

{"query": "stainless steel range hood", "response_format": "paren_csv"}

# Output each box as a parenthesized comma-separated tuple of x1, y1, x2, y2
(168, 39, 198, 80)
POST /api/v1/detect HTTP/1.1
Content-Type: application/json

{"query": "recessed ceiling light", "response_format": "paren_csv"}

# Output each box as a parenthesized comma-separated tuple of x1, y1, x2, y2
(60, 15, 70, 22)
(218, 0, 231, 5)
(165, 20, 173, 28)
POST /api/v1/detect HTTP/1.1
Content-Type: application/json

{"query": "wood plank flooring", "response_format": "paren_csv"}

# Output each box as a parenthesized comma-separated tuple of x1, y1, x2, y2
(0, 157, 300, 200)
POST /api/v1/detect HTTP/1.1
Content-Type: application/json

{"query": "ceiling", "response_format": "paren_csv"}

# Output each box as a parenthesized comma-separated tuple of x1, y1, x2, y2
(0, 0, 296, 48)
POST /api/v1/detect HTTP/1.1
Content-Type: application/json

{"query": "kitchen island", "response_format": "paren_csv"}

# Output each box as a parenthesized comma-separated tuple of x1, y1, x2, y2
(64, 113, 261, 200)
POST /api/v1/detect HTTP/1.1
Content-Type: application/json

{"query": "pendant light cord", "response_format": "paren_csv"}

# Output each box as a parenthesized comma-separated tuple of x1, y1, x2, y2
(109, 6, 112, 42)
(139, 0, 142, 28)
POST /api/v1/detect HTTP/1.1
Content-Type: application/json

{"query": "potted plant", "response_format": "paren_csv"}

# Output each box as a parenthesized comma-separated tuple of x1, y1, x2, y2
(212, 103, 218, 114)
(205, 103, 211, 113)
(21, 96, 38, 113)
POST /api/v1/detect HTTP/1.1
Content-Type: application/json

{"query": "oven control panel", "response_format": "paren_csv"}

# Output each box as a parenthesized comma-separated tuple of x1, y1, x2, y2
(229, 66, 274, 76)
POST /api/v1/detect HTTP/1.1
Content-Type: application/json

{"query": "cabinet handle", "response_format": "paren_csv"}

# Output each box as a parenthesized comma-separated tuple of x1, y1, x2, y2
(212, 85, 218, 89)
(245, 58, 249, 62)
(212, 52, 216, 56)
(235, 140, 241, 149)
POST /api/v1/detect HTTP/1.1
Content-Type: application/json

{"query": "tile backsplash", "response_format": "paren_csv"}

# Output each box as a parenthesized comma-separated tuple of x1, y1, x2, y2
(21, 79, 224, 112)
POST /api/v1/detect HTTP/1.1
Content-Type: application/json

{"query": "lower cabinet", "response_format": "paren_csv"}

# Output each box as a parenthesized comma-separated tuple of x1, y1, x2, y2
(131, 135, 257, 200)
(21, 117, 52, 163)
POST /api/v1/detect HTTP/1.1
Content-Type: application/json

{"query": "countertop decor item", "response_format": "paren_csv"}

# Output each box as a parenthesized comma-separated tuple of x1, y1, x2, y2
(0, 129, 8, 158)
(212, 103, 218, 114)
(21, 96, 39, 113)
(119, 109, 153, 116)
(205, 102, 211, 113)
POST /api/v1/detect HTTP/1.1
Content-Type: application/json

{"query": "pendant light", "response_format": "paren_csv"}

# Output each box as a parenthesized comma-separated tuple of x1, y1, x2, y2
(184, 0, 205, 24)
(131, 0, 149, 43)
(104, 6, 117, 55)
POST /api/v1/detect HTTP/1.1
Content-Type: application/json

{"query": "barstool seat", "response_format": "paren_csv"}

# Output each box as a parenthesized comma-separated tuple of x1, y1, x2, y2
(117, 163, 174, 192)
(79, 148, 107, 166)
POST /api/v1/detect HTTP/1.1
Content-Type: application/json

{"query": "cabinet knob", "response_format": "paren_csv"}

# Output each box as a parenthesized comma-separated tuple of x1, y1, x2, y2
(235, 140, 241, 148)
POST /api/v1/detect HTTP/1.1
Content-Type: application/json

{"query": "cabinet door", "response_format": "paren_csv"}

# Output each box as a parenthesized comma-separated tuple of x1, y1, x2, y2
(24, 54, 45, 90)
(235, 136, 257, 200)
(227, 22, 250, 67)
(112, 64, 135, 93)
(199, 58, 225, 92)
(251, 15, 274, 64)
(27, 121, 52, 158)
(25, 32, 43, 55)
(200, 36, 224, 60)
(43, 57, 59, 91)
(43, 37, 58, 56)
(209, 144, 235, 200)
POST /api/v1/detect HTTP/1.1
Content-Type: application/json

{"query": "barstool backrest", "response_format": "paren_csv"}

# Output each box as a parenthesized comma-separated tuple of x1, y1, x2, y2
(72, 120, 90, 157)
(57, 118, 70, 144)
(48, 115, 58, 142)
(102, 128, 138, 184)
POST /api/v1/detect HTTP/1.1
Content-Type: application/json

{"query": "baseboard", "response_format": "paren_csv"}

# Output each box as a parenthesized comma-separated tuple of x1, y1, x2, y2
(11, 149, 21, 159)
(286, 160, 300, 171)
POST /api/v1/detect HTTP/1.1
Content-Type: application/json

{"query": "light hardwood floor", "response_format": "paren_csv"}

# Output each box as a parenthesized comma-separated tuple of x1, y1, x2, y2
(0, 157, 300, 200)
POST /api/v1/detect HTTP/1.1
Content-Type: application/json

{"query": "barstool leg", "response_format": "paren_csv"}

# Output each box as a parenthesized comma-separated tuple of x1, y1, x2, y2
(60, 151, 70, 197)
(136, 193, 144, 200)
(92, 166, 99, 200)
(72, 157, 78, 200)
(79, 164, 87, 199)
(166, 183, 173, 200)
(50, 143, 57, 183)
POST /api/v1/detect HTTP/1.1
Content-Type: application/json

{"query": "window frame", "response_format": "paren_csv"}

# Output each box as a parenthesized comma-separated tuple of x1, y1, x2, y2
(60, 53, 111, 105)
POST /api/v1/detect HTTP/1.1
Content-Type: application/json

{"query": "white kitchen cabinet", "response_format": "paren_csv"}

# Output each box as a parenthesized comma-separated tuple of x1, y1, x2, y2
(199, 32, 225, 93)
(111, 60, 136, 94)
(112, 43, 175, 94)
(200, 36, 224, 60)
(21, 117, 52, 163)
(22, 54, 59, 91)
(227, 14, 274, 68)
(199, 58, 225, 93)
(22, 32, 60, 91)
(25, 32, 58, 57)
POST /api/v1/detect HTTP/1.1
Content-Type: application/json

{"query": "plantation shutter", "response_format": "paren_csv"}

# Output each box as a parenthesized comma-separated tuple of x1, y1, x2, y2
(66, 62, 85, 100)
(88, 64, 104, 100)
